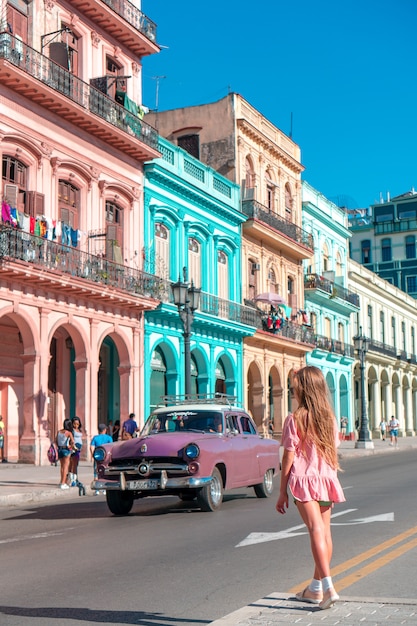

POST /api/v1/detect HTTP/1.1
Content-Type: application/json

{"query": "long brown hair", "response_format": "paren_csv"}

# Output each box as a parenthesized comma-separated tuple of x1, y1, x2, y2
(292, 366, 339, 469)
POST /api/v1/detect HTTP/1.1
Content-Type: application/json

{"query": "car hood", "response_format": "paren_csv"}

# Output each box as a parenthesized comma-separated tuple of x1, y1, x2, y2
(108, 432, 218, 460)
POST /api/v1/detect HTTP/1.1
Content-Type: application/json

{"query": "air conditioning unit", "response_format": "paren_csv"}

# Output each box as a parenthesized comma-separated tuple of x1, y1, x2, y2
(4, 183, 18, 208)
(252, 263, 261, 271)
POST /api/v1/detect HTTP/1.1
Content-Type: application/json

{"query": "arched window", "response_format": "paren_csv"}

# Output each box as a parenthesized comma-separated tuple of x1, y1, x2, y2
(324, 317, 331, 339)
(248, 258, 258, 301)
(58, 179, 80, 229)
(3, 156, 28, 213)
(322, 243, 329, 272)
(217, 250, 229, 300)
(336, 251, 342, 277)
(150, 346, 167, 410)
(155, 222, 170, 278)
(188, 237, 201, 287)
(266, 169, 275, 211)
(268, 267, 278, 293)
(106, 200, 123, 263)
(310, 312, 317, 332)
(285, 183, 292, 221)
(245, 156, 255, 194)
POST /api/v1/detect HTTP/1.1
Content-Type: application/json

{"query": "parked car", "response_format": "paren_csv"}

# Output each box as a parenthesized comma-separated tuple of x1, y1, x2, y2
(92, 397, 280, 515)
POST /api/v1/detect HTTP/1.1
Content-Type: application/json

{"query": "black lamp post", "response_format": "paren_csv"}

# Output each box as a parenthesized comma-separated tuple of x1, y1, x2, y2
(353, 327, 374, 449)
(171, 267, 201, 397)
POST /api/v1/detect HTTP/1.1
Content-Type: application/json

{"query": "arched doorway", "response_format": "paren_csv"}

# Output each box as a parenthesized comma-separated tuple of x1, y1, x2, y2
(98, 337, 120, 428)
(150, 345, 167, 410)
(247, 361, 263, 428)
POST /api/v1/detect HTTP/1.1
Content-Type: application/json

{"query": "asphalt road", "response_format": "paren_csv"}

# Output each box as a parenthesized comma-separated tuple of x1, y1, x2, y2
(1, 450, 416, 626)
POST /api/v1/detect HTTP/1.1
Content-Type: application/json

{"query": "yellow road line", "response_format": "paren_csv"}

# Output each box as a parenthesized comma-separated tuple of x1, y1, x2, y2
(288, 525, 417, 594)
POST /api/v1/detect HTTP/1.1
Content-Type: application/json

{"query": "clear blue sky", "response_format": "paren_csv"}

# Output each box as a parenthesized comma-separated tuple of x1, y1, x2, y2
(142, 0, 416, 209)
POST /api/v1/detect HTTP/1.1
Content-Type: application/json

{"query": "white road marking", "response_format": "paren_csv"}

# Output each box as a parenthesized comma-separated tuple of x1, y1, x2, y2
(0, 528, 75, 545)
(332, 512, 394, 525)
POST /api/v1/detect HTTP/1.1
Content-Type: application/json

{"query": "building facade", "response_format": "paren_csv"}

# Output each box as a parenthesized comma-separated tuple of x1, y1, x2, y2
(143, 137, 256, 415)
(146, 94, 315, 434)
(0, 0, 160, 463)
(302, 182, 359, 435)
(348, 259, 417, 437)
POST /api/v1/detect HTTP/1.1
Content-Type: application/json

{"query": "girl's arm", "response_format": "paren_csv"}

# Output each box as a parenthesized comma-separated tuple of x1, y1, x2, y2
(276, 448, 294, 514)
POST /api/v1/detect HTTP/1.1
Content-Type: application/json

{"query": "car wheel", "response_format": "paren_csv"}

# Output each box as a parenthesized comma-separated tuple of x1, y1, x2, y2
(106, 490, 134, 516)
(254, 469, 274, 498)
(178, 492, 197, 502)
(197, 467, 224, 512)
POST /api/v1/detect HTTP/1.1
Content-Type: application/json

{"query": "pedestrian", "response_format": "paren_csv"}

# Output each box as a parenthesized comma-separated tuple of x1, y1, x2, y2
(69, 416, 83, 487)
(340, 417, 347, 439)
(121, 412, 138, 440)
(56, 419, 75, 490)
(112, 419, 121, 442)
(90, 423, 113, 494)
(107, 420, 114, 437)
(276, 366, 345, 610)
(379, 418, 387, 441)
(388, 415, 400, 447)
(0, 414, 6, 463)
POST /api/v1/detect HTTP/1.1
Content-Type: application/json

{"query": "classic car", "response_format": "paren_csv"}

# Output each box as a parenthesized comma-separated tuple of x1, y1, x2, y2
(92, 397, 280, 515)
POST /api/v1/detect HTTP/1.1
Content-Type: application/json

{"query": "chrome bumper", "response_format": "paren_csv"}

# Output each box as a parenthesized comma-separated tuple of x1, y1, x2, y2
(91, 470, 213, 492)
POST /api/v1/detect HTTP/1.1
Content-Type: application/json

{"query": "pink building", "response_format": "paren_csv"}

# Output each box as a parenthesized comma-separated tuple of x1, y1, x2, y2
(0, 0, 160, 463)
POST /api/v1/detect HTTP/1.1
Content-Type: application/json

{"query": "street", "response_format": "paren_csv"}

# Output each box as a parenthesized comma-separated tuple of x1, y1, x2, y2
(1, 450, 416, 626)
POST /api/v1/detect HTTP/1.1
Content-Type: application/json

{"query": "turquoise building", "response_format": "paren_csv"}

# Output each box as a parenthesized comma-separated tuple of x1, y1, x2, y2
(302, 182, 360, 435)
(143, 138, 257, 415)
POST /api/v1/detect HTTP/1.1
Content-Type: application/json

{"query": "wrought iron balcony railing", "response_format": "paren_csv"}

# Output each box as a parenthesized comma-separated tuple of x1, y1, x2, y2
(314, 334, 355, 358)
(368, 339, 398, 359)
(101, 0, 157, 42)
(242, 199, 314, 250)
(0, 224, 165, 300)
(304, 273, 360, 307)
(258, 316, 316, 345)
(198, 292, 259, 326)
(0, 33, 158, 152)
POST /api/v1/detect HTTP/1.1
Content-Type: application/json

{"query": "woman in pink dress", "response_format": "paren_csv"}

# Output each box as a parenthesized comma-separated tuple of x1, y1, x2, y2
(276, 366, 345, 610)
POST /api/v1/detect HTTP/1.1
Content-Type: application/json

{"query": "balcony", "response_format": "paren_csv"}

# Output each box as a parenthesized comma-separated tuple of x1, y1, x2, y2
(258, 315, 316, 346)
(67, 0, 158, 57)
(304, 274, 360, 310)
(313, 334, 355, 359)
(241, 199, 314, 260)
(0, 34, 159, 162)
(0, 224, 164, 310)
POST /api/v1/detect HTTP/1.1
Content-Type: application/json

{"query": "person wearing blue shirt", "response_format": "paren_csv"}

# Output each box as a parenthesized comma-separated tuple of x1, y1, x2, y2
(90, 423, 113, 490)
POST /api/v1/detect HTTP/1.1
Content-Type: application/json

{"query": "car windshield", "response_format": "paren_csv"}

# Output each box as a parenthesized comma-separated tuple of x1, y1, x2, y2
(141, 410, 224, 435)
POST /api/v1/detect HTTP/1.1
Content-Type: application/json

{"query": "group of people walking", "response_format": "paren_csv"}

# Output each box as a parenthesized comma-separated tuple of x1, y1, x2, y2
(379, 416, 400, 446)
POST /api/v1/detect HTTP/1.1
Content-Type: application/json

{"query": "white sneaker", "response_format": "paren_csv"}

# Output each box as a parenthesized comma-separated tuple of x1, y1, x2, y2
(60, 484, 70, 490)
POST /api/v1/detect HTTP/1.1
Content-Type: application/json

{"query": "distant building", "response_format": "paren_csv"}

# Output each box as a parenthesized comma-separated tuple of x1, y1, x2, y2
(349, 190, 417, 297)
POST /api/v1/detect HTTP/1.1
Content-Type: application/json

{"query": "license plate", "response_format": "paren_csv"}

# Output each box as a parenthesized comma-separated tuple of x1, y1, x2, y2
(127, 479, 158, 490)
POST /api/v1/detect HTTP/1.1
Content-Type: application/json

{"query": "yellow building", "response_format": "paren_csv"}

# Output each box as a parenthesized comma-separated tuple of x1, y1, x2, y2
(146, 94, 314, 434)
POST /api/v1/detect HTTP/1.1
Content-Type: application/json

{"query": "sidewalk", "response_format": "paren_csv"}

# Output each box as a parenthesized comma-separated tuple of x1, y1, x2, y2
(0, 436, 416, 508)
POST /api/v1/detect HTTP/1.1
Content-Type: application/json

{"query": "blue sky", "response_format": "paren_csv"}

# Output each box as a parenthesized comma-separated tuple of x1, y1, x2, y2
(142, 0, 416, 210)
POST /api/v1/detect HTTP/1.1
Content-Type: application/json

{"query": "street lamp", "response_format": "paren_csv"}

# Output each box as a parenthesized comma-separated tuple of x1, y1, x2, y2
(353, 327, 374, 449)
(171, 267, 201, 397)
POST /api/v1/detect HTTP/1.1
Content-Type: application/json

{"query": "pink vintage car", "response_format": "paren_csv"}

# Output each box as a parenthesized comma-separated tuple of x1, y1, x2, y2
(92, 399, 280, 515)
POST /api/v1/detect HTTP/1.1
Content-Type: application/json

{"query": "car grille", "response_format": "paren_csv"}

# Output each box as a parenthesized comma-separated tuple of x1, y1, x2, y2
(105, 457, 189, 477)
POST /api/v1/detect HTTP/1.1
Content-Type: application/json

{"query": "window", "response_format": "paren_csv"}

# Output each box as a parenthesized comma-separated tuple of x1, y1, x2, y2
(268, 268, 278, 293)
(248, 258, 257, 300)
(406, 275, 417, 294)
(217, 250, 228, 300)
(7, 2, 29, 44)
(322, 243, 329, 273)
(380, 311, 385, 344)
(402, 321, 406, 351)
(338, 322, 344, 343)
(381, 238, 391, 262)
(335, 251, 342, 277)
(391, 316, 396, 347)
(361, 240, 371, 264)
(405, 235, 416, 259)
(105, 200, 123, 263)
(188, 237, 201, 287)
(178, 135, 199, 159)
(266, 169, 275, 211)
(245, 157, 255, 191)
(412, 326, 416, 355)
(285, 183, 292, 221)
(367, 304, 373, 339)
(324, 317, 331, 339)
(155, 223, 170, 278)
(106, 55, 123, 100)
(58, 179, 80, 229)
(310, 312, 317, 332)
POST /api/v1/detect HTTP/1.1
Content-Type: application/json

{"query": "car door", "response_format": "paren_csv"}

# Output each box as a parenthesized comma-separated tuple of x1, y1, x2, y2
(225, 412, 257, 486)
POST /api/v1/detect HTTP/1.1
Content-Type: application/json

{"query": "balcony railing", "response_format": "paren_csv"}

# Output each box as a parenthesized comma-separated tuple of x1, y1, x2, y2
(368, 339, 398, 359)
(0, 224, 164, 300)
(199, 292, 259, 326)
(314, 334, 355, 358)
(0, 33, 158, 152)
(304, 274, 360, 307)
(242, 199, 314, 250)
(100, 0, 157, 42)
(258, 316, 316, 345)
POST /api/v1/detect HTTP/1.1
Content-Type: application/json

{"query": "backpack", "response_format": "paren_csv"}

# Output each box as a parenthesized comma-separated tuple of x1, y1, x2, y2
(47, 442, 58, 465)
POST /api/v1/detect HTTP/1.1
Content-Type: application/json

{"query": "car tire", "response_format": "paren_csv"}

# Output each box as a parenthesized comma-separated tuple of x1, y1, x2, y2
(106, 490, 134, 515)
(197, 467, 224, 512)
(254, 469, 274, 498)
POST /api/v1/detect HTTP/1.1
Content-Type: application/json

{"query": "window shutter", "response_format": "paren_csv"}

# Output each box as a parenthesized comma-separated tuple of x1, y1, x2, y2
(4, 183, 18, 207)
(26, 191, 45, 217)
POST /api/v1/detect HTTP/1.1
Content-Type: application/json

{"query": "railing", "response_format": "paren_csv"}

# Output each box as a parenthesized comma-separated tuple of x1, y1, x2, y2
(242, 199, 314, 249)
(199, 292, 259, 326)
(0, 34, 159, 152)
(314, 334, 355, 358)
(0, 224, 165, 300)
(368, 339, 398, 359)
(258, 316, 316, 345)
(100, 0, 157, 42)
(304, 274, 360, 307)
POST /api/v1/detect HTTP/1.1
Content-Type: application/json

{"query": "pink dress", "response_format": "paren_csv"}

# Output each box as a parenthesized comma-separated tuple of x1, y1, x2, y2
(281, 413, 345, 504)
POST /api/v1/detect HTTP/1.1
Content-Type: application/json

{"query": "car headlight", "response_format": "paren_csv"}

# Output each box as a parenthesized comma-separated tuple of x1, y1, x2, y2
(93, 447, 106, 462)
(184, 443, 200, 459)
